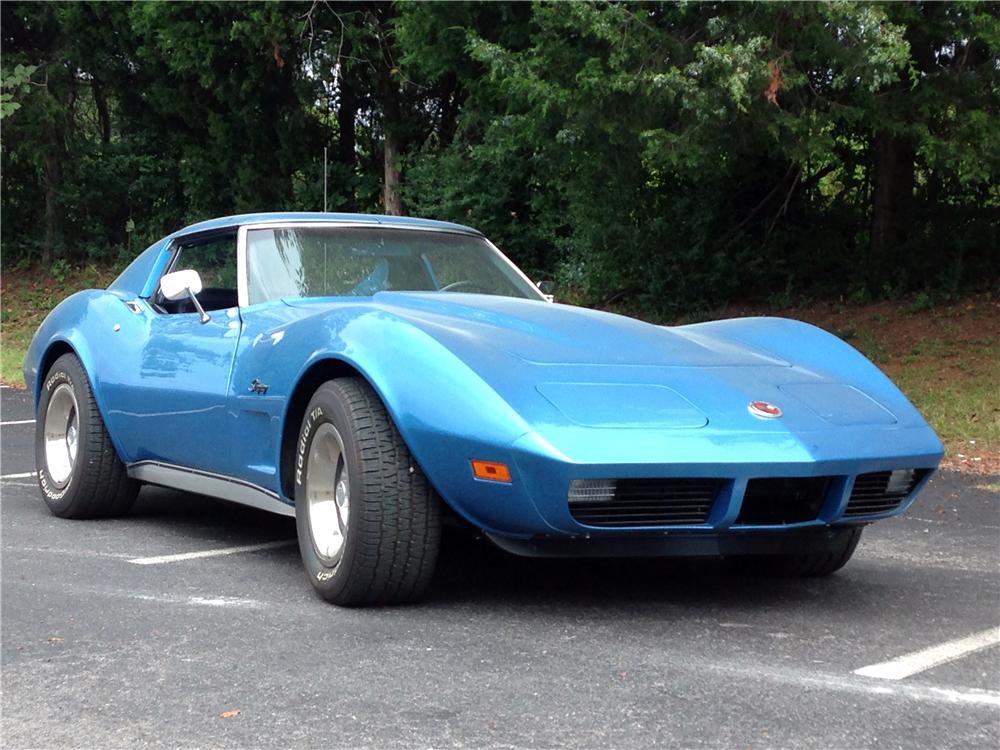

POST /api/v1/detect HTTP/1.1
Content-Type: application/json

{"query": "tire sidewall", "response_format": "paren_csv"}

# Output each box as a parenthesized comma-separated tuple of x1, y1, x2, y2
(35, 357, 88, 513)
(294, 385, 363, 601)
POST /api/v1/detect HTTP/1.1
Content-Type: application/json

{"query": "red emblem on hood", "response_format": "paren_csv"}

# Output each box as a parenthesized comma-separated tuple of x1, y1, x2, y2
(748, 400, 782, 419)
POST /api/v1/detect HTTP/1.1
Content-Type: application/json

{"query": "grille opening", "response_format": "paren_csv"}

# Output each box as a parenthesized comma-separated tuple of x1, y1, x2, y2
(735, 477, 832, 525)
(845, 469, 928, 517)
(568, 478, 721, 527)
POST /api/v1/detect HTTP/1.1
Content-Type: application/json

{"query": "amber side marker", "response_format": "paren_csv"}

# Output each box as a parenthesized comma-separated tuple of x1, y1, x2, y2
(471, 460, 512, 483)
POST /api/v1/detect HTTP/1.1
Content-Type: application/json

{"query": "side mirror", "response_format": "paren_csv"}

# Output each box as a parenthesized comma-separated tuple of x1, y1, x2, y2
(160, 269, 210, 323)
(536, 280, 555, 303)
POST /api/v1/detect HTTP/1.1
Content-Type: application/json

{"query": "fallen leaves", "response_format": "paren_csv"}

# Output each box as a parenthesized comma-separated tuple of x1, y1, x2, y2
(220, 709, 241, 719)
(764, 60, 784, 107)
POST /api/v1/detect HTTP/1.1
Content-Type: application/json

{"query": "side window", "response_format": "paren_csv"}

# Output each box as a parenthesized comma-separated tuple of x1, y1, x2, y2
(157, 234, 238, 314)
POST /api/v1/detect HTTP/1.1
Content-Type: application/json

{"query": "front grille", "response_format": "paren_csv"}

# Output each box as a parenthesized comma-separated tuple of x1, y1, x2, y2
(735, 477, 832, 525)
(568, 478, 721, 527)
(845, 469, 927, 517)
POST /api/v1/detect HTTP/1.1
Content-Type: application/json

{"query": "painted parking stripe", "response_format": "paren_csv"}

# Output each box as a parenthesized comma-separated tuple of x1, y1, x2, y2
(130, 592, 267, 609)
(1, 419, 34, 426)
(2, 472, 36, 480)
(127, 540, 295, 565)
(854, 626, 1000, 680)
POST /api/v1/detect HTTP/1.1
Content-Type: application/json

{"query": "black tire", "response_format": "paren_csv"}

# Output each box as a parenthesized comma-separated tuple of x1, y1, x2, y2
(294, 377, 441, 606)
(739, 527, 863, 577)
(35, 353, 138, 518)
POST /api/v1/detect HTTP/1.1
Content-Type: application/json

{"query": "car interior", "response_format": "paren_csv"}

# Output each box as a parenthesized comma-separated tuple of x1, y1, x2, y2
(154, 232, 239, 313)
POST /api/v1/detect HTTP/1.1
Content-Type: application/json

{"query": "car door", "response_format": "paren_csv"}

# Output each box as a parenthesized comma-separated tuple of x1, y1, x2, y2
(102, 232, 243, 473)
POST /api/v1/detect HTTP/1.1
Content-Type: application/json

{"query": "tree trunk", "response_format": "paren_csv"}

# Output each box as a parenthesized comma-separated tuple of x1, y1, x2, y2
(42, 151, 62, 267)
(379, 68, 404, 215)
(92, 78, 111, 144)
(336, 59, 357, 211)
(382, 119, 404, 216)
(373, 1, 405, 216)
(869, 131, 914, 259)
(337, 38, 357, 171)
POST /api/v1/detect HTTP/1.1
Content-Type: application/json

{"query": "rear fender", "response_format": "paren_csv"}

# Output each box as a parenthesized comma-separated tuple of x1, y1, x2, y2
(25, 291, 131, 461)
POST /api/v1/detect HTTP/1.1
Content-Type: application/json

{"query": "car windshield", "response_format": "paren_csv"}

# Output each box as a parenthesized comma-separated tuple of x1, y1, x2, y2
(245, 226, 542, 305)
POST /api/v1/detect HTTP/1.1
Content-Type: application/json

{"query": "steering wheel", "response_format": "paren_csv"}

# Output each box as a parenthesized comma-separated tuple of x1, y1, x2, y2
(439, 280, 486, 293)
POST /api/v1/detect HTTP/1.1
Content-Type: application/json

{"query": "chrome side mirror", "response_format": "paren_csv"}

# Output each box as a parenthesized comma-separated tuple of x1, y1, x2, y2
(536, 280, 555, 303)
(160, 269, 210, 323)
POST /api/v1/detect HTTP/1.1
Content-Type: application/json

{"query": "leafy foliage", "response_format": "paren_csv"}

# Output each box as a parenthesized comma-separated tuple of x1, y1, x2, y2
(2, 1, 997, 313)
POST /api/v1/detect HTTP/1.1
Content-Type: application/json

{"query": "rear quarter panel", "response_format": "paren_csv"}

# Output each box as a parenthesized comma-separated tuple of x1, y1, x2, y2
(24, 290, 139, 461)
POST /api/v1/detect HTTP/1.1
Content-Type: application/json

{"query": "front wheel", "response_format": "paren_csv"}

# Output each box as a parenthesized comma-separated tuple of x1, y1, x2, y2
(35, 353, 138, 518)
(294, 377, 441, 606)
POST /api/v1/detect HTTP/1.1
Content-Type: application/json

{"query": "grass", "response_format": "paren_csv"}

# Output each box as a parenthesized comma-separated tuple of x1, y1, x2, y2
(1, 263, 122, 386)
(2, 263, 997, 470)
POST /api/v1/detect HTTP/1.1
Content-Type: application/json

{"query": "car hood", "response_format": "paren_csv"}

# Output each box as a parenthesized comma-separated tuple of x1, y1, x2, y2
(367, 292, 789, 368)
(283, 292, 910, 439)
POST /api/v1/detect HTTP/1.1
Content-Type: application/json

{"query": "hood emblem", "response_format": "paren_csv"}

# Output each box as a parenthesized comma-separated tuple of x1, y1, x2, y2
(748, 400, 782, 419)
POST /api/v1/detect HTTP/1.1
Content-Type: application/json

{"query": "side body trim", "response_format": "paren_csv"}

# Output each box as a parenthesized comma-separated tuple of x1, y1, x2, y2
(128, 461, 295, 517)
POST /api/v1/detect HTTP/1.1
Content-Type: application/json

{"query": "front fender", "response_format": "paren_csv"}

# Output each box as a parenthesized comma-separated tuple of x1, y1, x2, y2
(235, 304, 544, 534)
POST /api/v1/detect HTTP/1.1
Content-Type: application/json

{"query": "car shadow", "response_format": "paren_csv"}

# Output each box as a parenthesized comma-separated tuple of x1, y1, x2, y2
(125, 486, 891, 614)
(428, 529, 875, 610)
(128, 485, 296, 543)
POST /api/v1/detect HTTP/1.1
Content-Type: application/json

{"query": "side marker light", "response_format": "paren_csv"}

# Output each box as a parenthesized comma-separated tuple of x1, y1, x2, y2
(471, 460, 512, 483)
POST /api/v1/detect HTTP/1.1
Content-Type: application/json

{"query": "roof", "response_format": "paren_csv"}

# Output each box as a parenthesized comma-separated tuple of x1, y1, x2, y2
(171, 212, 481, 238)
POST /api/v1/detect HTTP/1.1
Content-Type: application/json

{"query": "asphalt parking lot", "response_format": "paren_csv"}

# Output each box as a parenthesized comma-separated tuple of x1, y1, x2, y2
(2, 386, 998, 748)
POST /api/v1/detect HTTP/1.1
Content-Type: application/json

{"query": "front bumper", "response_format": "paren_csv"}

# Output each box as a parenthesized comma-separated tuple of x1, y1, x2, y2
(429, 424, 942, 540)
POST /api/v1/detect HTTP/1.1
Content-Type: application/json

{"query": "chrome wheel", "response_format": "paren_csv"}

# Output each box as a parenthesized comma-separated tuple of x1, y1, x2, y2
(43, 383, 79, 487)
(305, 423, 350, 564)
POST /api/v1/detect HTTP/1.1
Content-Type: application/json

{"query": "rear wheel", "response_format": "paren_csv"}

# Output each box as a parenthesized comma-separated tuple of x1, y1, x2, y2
(294, 377, 441, 606)
(35, 353, 138, 518)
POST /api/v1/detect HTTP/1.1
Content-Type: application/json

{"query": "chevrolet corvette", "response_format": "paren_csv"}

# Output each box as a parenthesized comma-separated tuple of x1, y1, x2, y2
(24, 213, 943, 605)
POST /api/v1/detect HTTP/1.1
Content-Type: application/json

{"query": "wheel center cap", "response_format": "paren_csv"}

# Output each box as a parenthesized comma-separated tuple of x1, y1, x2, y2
(335, 476, 350, 525)
(66, 424, 78, 460)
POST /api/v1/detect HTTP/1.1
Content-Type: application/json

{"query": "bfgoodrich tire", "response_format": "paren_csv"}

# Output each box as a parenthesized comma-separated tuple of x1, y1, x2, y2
(737, 527, 864, 577)
(777, 526, 863, 576)
(294, 377, 441, 606)
(35, 353, 138, 518)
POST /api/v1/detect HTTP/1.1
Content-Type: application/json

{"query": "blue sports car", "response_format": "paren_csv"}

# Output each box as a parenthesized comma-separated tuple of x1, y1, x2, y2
(25, 213, 943, 605)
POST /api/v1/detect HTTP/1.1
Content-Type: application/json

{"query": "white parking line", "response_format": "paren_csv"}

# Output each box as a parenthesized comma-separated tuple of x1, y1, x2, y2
(854, 626, 1000, 680)
(2, 472, 36, 480)
(127, 540, 295, 565)
(737, 664, 1000, 709)
(130, 592, 267, 609)
(1, 419, 34, 426)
